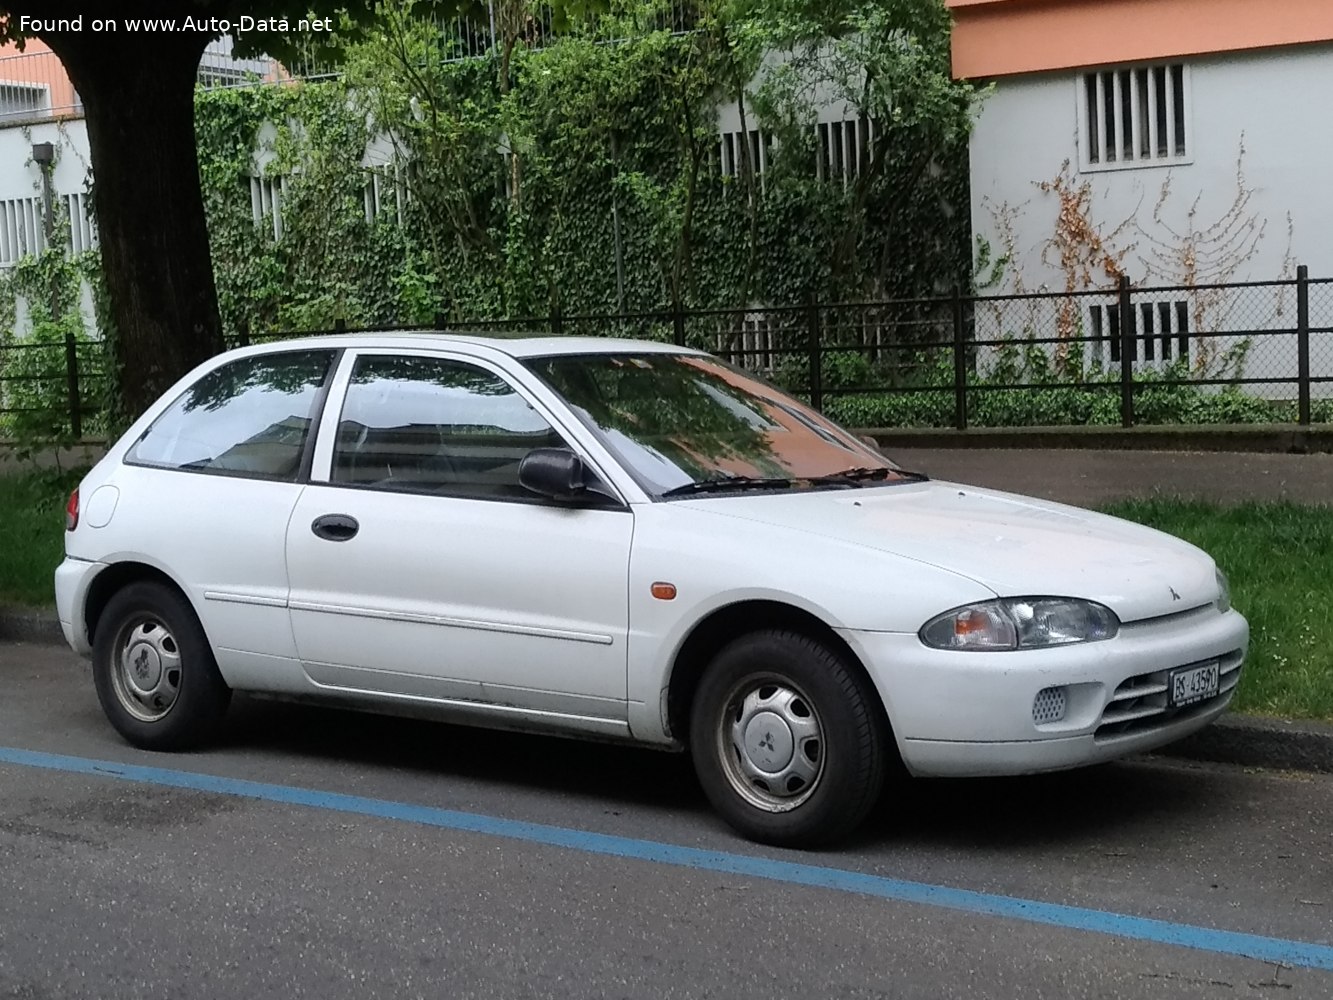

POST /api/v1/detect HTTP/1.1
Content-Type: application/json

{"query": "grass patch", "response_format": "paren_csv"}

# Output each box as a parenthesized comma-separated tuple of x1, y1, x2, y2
(1100, 499, 1333, 721)
(0, 466, 85, 607)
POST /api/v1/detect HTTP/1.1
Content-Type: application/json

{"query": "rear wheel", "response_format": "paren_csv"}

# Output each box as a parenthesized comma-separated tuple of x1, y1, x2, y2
(92, 582, 231, 750)
(689, 629, 888, 847)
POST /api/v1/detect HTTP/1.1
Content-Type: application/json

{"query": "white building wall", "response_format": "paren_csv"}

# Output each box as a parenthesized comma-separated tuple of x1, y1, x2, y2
(968, 42, 1333, 395)
(0, 117, 97, 340)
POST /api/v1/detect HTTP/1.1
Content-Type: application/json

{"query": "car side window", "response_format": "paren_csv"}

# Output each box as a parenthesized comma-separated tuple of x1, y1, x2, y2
(126, 350, 334, 481)
(332, 354, 568, 499)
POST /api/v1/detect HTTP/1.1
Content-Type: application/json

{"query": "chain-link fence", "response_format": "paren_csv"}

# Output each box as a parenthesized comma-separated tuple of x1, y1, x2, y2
(8, 271, 1333, 441)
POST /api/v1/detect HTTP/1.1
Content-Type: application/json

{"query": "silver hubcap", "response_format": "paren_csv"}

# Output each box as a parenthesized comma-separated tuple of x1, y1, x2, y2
(111, 619, 182, 723)
(717, 679, 825, 813)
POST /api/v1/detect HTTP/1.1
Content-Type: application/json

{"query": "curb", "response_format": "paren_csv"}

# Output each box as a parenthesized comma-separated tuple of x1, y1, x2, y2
(0, 604, 65, 646)
(1154, 712, 1333, 775)
(2, 605, 1330, 776)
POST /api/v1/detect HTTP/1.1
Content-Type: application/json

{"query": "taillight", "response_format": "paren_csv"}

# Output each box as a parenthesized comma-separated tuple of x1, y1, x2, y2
(65, 488, 79, 531)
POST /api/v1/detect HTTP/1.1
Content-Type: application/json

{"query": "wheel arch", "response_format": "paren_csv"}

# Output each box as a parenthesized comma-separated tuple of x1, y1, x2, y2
(664, 599, 892, 746)
(84, 561, 193, 647)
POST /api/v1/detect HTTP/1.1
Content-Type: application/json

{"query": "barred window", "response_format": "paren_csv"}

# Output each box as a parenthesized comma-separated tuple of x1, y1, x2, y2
(64, 192, 97, 254)
(1081, 64, 1189, 170)
(249, 174, 287, 240)
(714, 309, 781, 373)
(1089, 300, 1192, 368)
(363, 164, 409, 225)
(816, 117, 877, 183)
(0, 80, 48, 123)
(0, 197, 46, 266)
(718, 128, 773, 182)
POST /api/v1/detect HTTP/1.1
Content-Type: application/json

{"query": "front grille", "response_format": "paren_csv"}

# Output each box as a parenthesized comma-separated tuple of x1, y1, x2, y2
(1094, 650, 1243, 741)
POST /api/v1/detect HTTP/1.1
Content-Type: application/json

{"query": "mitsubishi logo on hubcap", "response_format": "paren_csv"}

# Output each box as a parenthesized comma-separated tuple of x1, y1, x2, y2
(758, 731, 776, 752)
(133, 648, 151, 680)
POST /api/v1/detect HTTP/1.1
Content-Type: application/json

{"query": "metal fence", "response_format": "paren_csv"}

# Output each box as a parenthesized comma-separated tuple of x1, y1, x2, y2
(4, 271, 1333, 441)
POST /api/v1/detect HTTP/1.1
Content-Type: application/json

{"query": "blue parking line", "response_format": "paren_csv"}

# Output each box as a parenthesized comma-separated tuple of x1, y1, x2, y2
(2, 744, 1331, 972)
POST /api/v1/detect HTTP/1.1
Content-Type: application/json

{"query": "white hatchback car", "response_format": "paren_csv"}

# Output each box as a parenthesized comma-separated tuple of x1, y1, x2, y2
(56, 335, 1247, 846)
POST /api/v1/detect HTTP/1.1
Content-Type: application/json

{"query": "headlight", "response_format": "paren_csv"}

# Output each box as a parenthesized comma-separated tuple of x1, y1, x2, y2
(920, 598, 1120, 651)
(1215, 569, 1231, 613)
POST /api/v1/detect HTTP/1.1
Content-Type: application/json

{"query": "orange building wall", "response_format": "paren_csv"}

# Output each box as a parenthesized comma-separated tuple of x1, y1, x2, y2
(948, 0, 1333, 79)
(0, 37, 80, 115)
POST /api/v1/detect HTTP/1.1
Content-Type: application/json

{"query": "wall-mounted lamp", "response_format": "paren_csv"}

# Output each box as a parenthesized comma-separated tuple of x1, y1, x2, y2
(31, 142, 55, 166)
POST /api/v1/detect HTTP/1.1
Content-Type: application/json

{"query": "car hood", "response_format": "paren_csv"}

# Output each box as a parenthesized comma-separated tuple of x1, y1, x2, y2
(686, 481, 1219, 623)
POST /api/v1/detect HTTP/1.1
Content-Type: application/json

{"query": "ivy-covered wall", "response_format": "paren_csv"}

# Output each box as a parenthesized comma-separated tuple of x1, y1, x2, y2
(193, 0, 975, 339)
(0, 237, 104, 448)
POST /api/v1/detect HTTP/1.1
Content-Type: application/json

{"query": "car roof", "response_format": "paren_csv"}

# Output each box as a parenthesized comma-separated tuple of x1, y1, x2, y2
(242, 332, 707, 359)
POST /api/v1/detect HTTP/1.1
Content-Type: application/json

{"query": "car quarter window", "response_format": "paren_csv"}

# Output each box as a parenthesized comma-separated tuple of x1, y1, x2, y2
(331, 354, 568, 499)
(126, 350, 335, 480)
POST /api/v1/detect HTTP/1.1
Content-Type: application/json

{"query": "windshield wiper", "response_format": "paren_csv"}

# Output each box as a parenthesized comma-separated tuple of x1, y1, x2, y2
(808, 466, 930, 486)
(660, 476, 801, 498)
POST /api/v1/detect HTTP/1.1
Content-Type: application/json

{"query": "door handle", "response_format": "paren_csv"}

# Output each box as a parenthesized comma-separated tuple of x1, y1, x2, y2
(311, 513, 359, 542)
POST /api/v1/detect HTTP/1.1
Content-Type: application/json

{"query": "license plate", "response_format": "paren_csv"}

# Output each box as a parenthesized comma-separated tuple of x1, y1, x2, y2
(1169, 662, 1220, 707)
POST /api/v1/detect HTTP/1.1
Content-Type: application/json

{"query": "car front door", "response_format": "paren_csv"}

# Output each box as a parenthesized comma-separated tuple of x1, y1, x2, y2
(284, 350, 633, 731)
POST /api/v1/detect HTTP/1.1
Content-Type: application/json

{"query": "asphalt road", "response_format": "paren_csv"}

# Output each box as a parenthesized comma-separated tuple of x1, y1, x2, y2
(2, 642, 1331, 1000)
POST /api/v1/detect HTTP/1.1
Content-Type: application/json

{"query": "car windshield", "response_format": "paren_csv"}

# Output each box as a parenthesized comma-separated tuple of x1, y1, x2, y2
(525, 352, 912, 497)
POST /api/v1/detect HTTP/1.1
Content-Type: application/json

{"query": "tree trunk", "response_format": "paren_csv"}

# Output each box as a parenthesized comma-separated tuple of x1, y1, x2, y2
(43, 29, 224, 421)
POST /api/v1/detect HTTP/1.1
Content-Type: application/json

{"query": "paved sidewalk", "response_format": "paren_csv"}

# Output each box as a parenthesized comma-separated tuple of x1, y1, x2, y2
(887, 447, 1333, 507)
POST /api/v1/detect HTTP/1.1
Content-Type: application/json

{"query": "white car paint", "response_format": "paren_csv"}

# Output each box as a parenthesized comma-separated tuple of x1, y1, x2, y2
(55, 333, 1248, 780)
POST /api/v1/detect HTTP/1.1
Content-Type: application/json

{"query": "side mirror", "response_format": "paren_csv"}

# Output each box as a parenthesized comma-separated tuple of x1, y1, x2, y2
(518, 448, 614, 503)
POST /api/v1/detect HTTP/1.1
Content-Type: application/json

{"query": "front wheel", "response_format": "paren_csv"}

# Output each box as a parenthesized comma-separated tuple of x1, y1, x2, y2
(689, 630, 889, 847)
(92, 581, 231, 751)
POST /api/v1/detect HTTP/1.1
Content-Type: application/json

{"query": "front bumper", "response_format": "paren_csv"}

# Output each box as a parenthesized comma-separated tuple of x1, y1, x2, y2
(839, 605, 1248, 778)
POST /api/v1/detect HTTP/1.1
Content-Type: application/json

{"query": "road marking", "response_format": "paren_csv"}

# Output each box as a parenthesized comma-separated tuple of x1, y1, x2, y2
(3, 745, 1331, 972)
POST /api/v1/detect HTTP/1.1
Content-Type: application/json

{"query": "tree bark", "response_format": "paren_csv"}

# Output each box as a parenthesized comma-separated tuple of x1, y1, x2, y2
(38, 27, 224, 421)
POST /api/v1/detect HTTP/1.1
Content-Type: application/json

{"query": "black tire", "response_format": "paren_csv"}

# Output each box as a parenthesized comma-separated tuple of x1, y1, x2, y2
(689, 629, 888, 848)
(92, 581, 231, 751)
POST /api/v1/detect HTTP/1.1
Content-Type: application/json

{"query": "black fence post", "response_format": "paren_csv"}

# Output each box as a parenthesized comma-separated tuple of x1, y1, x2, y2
(333, 317, 347, 334)
(1118, 275, 1135, 428)
(237, 319, 250, 348)
(1297, 263, 1311, 427)
(550, 304, 563, 336)
(952, 284, 967, 431)
(433, 310, 448, 330)
(807, 298, 823, 413)
(63, 331, 82, 439)
(671, 294, 686, 347)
